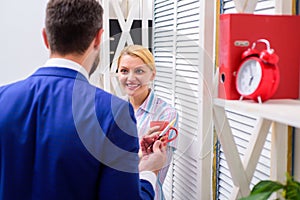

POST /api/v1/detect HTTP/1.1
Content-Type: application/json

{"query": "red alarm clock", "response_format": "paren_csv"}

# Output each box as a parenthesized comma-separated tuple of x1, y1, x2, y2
(235, 39, 280, 103)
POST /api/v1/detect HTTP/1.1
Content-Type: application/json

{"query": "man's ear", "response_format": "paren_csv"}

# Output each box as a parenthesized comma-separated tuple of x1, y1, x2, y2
(42, 28, 49, 49)
(94, 29, 104, 49)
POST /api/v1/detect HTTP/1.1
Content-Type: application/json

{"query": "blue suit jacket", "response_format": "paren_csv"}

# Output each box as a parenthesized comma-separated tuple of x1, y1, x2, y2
(0, 67, 154, 200)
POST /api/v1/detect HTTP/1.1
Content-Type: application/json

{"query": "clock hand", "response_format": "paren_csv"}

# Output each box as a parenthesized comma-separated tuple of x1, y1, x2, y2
(249, 65, 253, 76)
(249, 76, 254, 86)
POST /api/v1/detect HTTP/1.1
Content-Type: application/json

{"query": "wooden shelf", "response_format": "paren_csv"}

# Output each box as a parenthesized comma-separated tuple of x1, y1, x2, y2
(213, 98, 299, 199)
(214, 98, 300, 128)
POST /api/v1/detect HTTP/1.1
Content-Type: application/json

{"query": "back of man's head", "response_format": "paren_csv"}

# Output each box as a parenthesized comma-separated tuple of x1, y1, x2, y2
(45, 0, 103, 55)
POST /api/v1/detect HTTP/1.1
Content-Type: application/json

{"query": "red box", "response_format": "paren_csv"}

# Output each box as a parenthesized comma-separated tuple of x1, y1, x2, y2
(218, 14, 300, 100)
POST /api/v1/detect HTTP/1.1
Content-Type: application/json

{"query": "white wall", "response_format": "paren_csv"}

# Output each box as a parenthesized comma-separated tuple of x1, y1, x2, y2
(0, 1, 48, 86)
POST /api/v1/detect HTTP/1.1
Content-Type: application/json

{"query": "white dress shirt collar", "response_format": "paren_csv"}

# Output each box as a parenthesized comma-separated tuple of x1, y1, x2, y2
(43, 58, 89, 80)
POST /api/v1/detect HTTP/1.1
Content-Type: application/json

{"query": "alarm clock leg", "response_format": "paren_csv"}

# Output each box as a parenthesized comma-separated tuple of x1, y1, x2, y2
(257, 96, 262, 104)
(239, 96, 244, 101)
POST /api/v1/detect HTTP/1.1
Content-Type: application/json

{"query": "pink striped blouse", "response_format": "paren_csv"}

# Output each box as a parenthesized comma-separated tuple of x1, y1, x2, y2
(135, 89, 178, 200)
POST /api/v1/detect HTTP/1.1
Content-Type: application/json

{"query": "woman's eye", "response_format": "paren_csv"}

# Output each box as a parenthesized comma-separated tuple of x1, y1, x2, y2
(136, 69, 144, 74)
(120, 69, 128, 74)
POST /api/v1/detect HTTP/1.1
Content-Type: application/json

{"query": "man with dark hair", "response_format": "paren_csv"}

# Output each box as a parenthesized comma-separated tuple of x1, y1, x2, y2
(0, 0, 166, 199)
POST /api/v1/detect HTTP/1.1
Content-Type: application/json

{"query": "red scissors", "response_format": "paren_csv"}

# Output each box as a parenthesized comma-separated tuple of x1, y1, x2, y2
(148, 119, 178, 150)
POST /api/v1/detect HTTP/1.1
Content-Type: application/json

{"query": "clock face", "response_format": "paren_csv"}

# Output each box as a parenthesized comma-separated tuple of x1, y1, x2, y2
(236, 59, 262, 95)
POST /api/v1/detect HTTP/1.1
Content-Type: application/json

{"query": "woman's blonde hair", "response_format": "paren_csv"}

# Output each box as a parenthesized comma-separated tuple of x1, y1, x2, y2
(117, 45, 156, 72)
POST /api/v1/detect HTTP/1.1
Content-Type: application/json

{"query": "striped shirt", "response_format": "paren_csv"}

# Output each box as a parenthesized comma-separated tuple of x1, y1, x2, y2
(135, 89, 178, 200)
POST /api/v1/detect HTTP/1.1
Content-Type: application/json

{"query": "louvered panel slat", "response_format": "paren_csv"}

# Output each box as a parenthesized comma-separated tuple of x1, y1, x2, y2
(261, 146, 271, 158)
(155, 86, 173, 95)
(177, 10, 199, 20)
(156, 64, 173, 72)
(173, 180, 197, 200)
(154, 80, 172, 90)
(252, 170, 270, 183)
(175, 103, 198, 117)
(153, 36, 173, 43)
(156, 64, 173, 71)
(156, 70, 174, 79)
(258, 154, 271, 167)
(174, 98, 197, 112)
(177, 19, 199, 29)
(226, 110, 257, 123)
(176, 38, 200, 48)
(176, 70, 200, 79)
(174, 152, 198, 176)
(154, 0, 174, 9)
(177, 46, 200, 54)
(219, 187, 231, 199)
(262, 139, 271, 150)
(218, 176, 233, 192)
(154, 28, 175, 37)
(176, 40, 200, 48)
(153, 39, 173, 48)
(177, 33, 199, 41)
(154, 23, 174, 31)
(154, 15, 174, 25)
(155, 57, 173, 63)
(254, 0, 275, 14)
(154, 75, 172, 83)
(176, 58, 199, 67)
(177, 112, 198, 127)
(175, 82, 198, 92)
(218, 177, 233, 193)
(156, 60, 173, 68)
(175, 111, 198, 129)
(223, 0, 235, 10)
(177, 27, 200, 35)
(177, 0, 199, 13)
(254, 163, 270, 175)
(175, 89, 198, 101)
(175, 73, 198, 84)
(229, 121, 255, 135)
(177, 16, 199, 27)
(155, 85, 173, 95)
(219, 155, 230, 169)
(176, 52, 199, 60)
(155, 19, 175, 29)
(173, 166, 197, 192)
(175, 94, 197, 106)
(154, 5, 173, 17)
(175, 104, 198, 118)
(175, 86, 199, 99)
(177, 118, 198, 135)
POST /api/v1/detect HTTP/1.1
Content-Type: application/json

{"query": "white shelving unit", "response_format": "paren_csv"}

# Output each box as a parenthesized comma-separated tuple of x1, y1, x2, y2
(213, 98, 300, 199)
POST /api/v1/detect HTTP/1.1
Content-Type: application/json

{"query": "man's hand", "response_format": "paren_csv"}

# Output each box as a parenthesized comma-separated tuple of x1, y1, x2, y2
(138, 140, 167, 175)
(139, 125, 168, 156)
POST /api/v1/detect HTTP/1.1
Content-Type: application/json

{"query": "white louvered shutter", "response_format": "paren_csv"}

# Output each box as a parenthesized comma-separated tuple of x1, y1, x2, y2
(217, 0, 276, 199)
(153, 1, 176, 198)
(153, 0, 215, 199)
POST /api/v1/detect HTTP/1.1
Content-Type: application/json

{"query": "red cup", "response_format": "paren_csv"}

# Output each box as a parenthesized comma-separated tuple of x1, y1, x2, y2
(150, 121, 178, 143)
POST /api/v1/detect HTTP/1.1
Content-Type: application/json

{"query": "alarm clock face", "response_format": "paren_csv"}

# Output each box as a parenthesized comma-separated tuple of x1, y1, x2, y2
(236, 59, 262, 95)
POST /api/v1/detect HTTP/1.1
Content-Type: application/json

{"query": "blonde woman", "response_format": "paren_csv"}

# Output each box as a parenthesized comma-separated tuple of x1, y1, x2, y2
(117, 45, 178, 200)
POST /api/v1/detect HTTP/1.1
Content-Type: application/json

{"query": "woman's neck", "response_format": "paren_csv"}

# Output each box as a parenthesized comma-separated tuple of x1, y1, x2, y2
(129, 89, 151, 112)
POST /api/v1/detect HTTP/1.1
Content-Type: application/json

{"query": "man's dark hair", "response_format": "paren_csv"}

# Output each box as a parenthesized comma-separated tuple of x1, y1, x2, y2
(45, 0, 103, 55)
